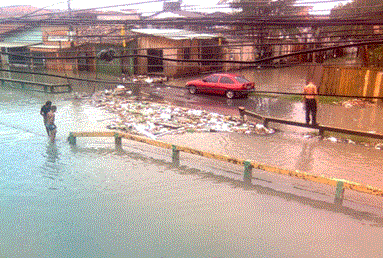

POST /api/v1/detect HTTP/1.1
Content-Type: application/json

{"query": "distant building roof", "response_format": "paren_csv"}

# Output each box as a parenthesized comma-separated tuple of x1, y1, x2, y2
(0, 5, 54, 19)
(148, 10, 206, 20)
(0, 42, 39, 48)
(0, 24, 25, 36)
(131, 28, 218, 40)
(0, 27, 42, 45)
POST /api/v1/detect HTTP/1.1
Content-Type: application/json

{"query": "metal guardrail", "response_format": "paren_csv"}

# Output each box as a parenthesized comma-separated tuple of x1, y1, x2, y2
(238, 107, 383, 140)
(0, 77, 72, 93)
(68, 131, 383, 205)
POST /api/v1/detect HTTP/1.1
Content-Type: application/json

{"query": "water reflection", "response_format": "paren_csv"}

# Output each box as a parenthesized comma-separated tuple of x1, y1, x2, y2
(253, 96, 272, 115)
(72, 144, 382, 226)
(41, 142, 62, 185)
(295, 141, 316, 172)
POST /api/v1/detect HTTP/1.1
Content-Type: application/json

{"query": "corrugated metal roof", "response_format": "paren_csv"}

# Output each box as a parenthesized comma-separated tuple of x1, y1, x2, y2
(149, 11, 206, 19)
(0, 42, 39, 48)
(29, 44, 62, 49)
(131, 29, 218, 40)
(1, 27, 42, 44)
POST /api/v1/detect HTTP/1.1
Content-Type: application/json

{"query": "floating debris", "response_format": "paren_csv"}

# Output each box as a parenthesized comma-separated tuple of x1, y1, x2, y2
(340, 99, 375, 108)
(327, 137, 338, 143)
(87, 87, 274, 139)
(375, 143, 383, 150)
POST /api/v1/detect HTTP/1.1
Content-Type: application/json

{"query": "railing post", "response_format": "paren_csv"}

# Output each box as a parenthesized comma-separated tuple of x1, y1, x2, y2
(114, 133, 122, 148)
(68, 133, 76, 145)
(263, 118, 269, 128)
(238, 106, 245, 122)
(318, 127, 324, 139)
(243, 160, 252, 181)
(172, 145, 180, 166)
(334, 181, 345, 205)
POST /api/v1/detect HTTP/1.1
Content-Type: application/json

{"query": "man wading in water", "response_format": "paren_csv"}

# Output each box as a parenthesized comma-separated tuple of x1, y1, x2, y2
(40, 101, 52, 135)
(46, 105, 57, 142)
(303, 82, 318, 126)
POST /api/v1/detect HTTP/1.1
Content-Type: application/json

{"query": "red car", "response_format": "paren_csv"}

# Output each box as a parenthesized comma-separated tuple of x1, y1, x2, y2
(186, 73, 255, 99)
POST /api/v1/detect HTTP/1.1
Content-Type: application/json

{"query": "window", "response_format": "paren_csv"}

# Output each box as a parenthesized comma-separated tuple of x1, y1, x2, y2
(219, 76, 235, 84)
(205, 75, 219, 83)
(183, 48, 190, 60)
(147, 49, 163, 73)
(235, 76, 250, 83)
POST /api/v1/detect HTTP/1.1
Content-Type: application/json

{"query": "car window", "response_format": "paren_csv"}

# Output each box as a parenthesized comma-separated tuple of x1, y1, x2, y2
(235, 76, 250, 83)
(219, 76, 235, 84)
(204, 75, 219, 83)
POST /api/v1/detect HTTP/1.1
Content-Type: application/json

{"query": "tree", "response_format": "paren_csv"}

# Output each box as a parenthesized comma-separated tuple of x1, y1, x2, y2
(227, 0, 308, 63)
(329, 0, 383, 67)
(229, 0, 302, 18)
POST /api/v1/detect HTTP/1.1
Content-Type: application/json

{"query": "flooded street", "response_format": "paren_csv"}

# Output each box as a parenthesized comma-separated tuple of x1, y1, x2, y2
(0, 84, 382, 257)
(1, 66, 382, 187)
(166, 65, 383, 134)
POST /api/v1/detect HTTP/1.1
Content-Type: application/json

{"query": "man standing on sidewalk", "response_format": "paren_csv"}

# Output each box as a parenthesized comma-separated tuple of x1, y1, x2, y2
(303, 82, 318, 126)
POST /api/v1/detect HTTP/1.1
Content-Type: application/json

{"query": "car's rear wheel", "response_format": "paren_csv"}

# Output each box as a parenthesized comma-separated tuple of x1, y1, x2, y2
(188, 85, 197, 94)
(225, 90, 235, 99)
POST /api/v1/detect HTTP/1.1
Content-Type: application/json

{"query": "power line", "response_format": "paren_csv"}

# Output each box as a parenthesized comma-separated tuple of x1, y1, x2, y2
(0, 39, 380, 64)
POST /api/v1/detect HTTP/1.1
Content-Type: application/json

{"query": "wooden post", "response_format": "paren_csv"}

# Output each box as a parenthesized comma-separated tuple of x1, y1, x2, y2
(172, 145, 180, 166)
(263, 118, 269, 127)
(334, 181, 345, 205)
(238, 106, 245, 122)
(319, 127, 324, 139)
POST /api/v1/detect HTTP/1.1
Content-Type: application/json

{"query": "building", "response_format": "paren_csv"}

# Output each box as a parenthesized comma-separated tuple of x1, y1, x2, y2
(132, 28, 223, 77)
(0, 26, 42, 67)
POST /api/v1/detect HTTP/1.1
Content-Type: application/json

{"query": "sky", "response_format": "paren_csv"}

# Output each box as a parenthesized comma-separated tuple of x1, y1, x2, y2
(1, 0, 348, 15)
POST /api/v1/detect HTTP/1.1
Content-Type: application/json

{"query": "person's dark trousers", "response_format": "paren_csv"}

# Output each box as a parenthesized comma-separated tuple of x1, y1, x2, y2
(305, 99, 317, 125)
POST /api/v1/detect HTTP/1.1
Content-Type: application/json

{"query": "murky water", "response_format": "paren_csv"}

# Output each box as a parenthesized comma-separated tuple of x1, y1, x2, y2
(0, 81, 382, 257)
(168, 65, 383, 134)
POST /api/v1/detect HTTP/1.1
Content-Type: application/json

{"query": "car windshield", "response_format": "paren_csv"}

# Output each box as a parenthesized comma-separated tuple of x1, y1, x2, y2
(235, 76, 250, 83)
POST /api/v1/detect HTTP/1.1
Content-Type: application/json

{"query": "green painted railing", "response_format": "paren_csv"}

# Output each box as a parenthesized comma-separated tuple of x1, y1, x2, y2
(68, 131, 383, 206)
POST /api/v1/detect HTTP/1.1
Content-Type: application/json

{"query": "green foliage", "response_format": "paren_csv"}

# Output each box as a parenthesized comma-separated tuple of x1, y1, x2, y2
(369, 45, 383, 67)
(328, 0, 383, 67)
(231, 0, 302, 17)
(331, 0, 382, 19)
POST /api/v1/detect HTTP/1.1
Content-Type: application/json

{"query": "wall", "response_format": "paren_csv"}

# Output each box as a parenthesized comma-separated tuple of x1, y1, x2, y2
(136, 36, 221, 77)
(319, 66, 383, 99)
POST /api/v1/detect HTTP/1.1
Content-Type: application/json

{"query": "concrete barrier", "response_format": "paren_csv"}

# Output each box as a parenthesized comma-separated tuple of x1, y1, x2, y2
(0, 77, 72, 93)
(238, 106, 383, 139)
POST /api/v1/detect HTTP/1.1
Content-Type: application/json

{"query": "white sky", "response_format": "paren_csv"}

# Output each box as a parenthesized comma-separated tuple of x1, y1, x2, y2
(1, 0, 347, 15)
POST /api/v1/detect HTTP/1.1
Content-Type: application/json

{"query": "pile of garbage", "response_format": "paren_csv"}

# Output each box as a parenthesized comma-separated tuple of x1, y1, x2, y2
(338, 99, 376, 108)
(122, 75, 168, 84)
(89, 89, 274, 139)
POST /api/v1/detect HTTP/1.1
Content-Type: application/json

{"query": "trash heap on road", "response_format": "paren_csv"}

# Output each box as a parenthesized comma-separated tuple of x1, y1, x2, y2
(88, 89, 274, 139)
(336, 98, 376, 108)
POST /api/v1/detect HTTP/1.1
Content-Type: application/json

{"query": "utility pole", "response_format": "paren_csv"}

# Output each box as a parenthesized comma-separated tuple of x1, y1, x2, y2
(67, 0, 72, 17)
